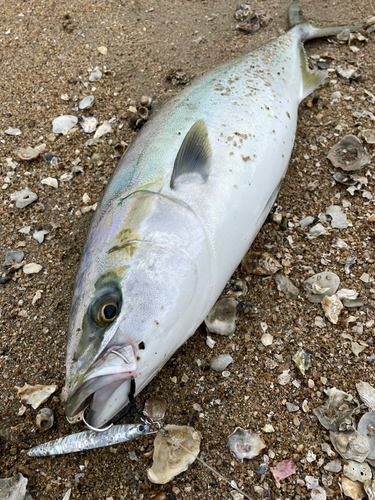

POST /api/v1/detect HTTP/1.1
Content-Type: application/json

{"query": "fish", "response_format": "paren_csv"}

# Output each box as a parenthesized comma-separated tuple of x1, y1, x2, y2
(64, 1, 362, 429)
(27, 423, 149, 457)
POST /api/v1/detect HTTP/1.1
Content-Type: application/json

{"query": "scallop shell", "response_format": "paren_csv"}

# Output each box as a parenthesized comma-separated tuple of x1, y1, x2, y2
(147, 425, 201, 484)
(356, 381, 375, 412)
(226, 427, 266, 462)
(327, 135, 370, 172)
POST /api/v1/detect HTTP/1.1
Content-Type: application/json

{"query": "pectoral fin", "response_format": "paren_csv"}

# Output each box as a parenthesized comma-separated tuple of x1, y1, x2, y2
(170, 119, 212, 189)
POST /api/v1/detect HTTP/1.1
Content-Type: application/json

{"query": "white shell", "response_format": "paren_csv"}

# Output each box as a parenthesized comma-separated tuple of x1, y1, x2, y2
(356, 381, 375, 412)
(330, 431, 370, 462)
(227, 427, 266, 462)
(147, 425, 201, 484)
(15, 383, 57, 409)
(321, 294, 343, 324)
(357, 412, 375, 459)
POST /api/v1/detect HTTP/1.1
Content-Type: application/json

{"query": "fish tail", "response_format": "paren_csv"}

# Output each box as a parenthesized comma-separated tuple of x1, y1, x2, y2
(288, 0, 364, 42)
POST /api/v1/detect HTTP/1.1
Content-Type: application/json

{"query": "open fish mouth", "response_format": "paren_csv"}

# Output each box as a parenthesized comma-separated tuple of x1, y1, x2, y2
(65, 345, 137, 427)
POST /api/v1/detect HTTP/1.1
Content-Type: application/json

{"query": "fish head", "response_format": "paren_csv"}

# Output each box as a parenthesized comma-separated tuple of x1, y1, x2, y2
(64, 193, 200, 428)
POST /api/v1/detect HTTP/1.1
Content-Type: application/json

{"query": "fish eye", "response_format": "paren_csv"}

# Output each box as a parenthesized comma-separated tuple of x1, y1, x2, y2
(92, 295, 119, 327)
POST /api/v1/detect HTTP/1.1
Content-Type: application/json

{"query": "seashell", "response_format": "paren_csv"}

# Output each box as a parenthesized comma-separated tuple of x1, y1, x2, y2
(113, 142, 126, 157)
(330, 430, 370, 462)
(356, 381, 375, 412)
(303, 272, 340, 304)
(151, 491, 177, 500)
(343, 460, 371, 483)
(241, 251, 282, 276)
(15, 383, 58, 409)
(94, 122, 112, 139)
(270, 459, 297, 481)
(78, 115, 98, 133)
(89, 69, 102, 82)
(321, 294, 343, 324)
(41, 177, 58, 189)
(0, 473, 28, 500)
(326, 205, 348, 229)
(15, 146, 40, 161)
(138, 106, 150, 121)
(292, 347, 312, 376)
(223, 278, 248, 298)
(0, 415, 27, 447)
(332, 171, 358, 186)
(327, 135, 370, 172)
(226, 427, 266, 462)
(10, 189, 38, 209)
(23, 263, 43, 275)
(147, 425, 201, 484)
(5, 127, 22, 136)
(275, 274, 300, 299)
(36, 408, 54, 430)
(33, 230, 49, 244)
(205, 297, 237, 336)
(140, 95, 153, 108)
(362, 130, 375, 144)
(342, 477, 366, 500)
(364, 479, 375, 500)
(52, 115, 78, 134)
(310, 486, 327, 500)
(79, 95, 94, 110)
(357, 412, 375, 459)
(210, 353, 233, 372)
(144, 396, 167, 421)
(313, 387, 359, 432)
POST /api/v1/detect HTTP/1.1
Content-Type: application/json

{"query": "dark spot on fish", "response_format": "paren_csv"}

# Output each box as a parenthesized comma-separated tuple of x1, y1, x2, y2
(138, 341, 145, 350)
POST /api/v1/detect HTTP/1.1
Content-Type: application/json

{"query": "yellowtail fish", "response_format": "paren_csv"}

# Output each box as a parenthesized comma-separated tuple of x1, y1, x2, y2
(64, 1, 362, 429)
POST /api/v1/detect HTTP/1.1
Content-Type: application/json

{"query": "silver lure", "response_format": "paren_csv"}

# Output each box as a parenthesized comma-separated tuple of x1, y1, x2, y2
(27, 423, 149, 457)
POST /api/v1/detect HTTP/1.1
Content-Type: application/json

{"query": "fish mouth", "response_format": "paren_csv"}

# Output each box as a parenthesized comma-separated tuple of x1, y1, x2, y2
(65, 345, 137, 428)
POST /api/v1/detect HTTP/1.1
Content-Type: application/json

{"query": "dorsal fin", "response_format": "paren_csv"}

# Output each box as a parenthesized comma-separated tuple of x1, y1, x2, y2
(170, 119, 212, 189)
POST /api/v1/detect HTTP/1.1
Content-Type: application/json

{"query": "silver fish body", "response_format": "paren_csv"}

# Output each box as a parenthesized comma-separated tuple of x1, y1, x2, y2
(27, 423, 149, 456)
(64, 4, 358, 428)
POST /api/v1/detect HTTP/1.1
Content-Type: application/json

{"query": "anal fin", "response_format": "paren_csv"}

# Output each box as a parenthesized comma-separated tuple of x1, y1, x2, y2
(170, 119, 212, 189)
(300, 46, 326, 100)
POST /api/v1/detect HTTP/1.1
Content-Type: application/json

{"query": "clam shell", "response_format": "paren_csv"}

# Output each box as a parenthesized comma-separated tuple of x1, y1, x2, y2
(241, 251, 282, 276)
(330, 430, 370, 462)
(327, 135, 370, 172)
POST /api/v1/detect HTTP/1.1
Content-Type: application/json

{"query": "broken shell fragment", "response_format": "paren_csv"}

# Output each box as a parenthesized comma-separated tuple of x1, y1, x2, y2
(342, 477, 366, 500)
(223, 278, 248, 298)
(270, 459, 297, 481)
(41, 177, 58, 189)
(94, 122, 112, 139)
(364, 479, 375, 500)
(356, 381, 375, 412)
(343, 461, 371, 483)
(362, 130, 375, 144)
(210, 353, 233, 372)
(330, 431, 370, 462)
(275, 274, 299, 299)
(143, 396, 167, 421)
(292, 347, 312, 376)
(226, 427, 266, 462)
(321, 294, 343, 324)
(15, 383, 58, 409)
(313, 388, 358, 432)
(140, 95, 152, 107)
(241, 251, 282, 275)
(327, 135, 370, 172)
(36, 408, 54, 430)
(0, 473, 28, 500)
(15, 146, 40, 161)
(52, 115, 78, 134)
(357, 412, 375, 459)
(326, 205, 348, 229)
(147, 425, 201, 484)
(79, 95, 94, 110)
(10, 189, 38, 209)
(79, 115, 98, 133)
(205, 297, 237, 335)
(303, 272, 340, 304)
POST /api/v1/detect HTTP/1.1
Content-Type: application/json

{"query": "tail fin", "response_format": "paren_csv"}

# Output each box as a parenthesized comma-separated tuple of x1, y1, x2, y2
(288, 0, 364, 42)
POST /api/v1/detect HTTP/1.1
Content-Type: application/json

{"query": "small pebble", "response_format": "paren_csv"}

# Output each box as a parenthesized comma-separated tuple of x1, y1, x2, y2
(89, 69, 102, 82)
(4, 251, 24, 264)
(23, 263, 43, 274)
(5, 127, 22, 136)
